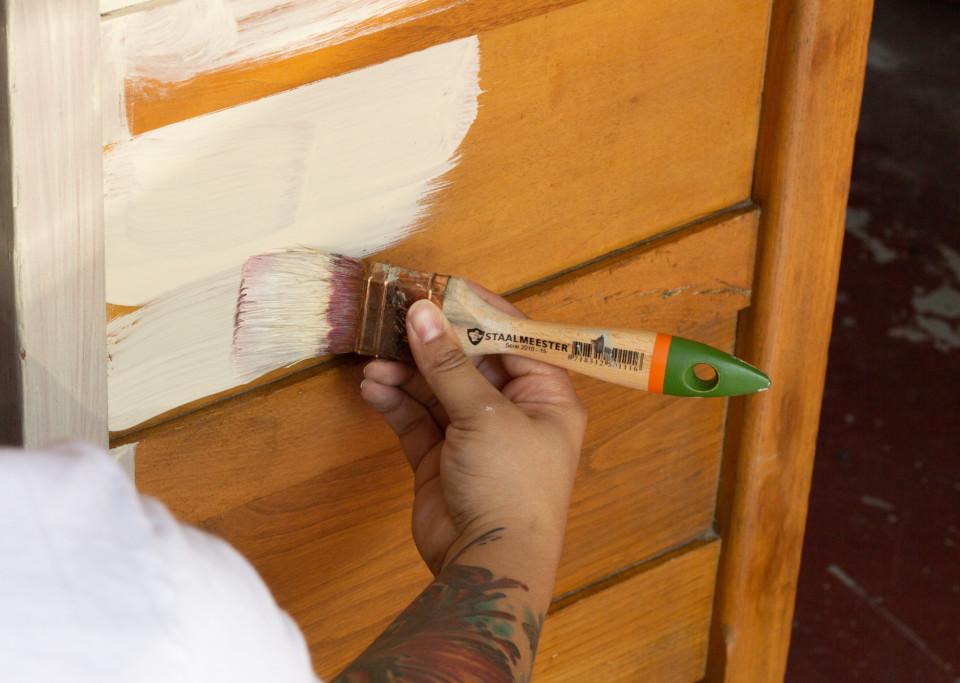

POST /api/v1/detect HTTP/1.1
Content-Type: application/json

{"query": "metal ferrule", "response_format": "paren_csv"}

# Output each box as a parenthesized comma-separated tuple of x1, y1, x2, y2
(354, 262, 450, 361)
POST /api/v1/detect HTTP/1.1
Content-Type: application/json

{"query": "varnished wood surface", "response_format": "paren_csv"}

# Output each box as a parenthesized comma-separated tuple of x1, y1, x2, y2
(375, 0, 771, 295)
(131, 210, 758, 675)
(536, 540, 720, 682)
(0, 0, 107, 448)
(707, 1, 873, 680)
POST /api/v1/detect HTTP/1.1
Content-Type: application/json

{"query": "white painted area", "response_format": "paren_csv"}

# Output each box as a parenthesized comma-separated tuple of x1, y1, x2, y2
(2, 0, 107, 448)
(106, 37, 481, 431)
(108, 270, 242, 429)
(105, 36, 480, 305)
(110, 441, 138, 480)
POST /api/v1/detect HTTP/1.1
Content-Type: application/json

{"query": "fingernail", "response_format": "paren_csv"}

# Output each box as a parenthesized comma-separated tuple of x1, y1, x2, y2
(408, 300, 443, 343)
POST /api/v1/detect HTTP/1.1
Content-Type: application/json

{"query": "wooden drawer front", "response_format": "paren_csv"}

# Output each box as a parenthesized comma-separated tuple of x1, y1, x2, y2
(129, 208, 757, 676)
(104, 0, 770, 433)
(536, 541, 720, 682)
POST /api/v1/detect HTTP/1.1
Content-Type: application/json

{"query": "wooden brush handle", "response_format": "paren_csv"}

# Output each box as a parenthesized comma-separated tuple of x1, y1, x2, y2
(440, 277, 769, 398)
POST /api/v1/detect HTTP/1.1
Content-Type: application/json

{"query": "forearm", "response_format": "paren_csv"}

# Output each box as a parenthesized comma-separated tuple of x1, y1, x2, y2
(331, 526, 563, 683)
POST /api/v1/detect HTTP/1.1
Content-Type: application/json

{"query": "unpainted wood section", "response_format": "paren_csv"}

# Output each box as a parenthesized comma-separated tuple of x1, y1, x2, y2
(199, 447, 430, 678)
(0, 0, 107, 448)
(535, 540, 720, 682)
(376, 0, 771, 295)
(707, 1, 873, 681)
(119, 0, 588, 135)
(132, 210, 756, 675)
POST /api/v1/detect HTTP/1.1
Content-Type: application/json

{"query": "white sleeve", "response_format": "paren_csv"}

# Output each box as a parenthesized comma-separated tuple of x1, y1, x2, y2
(0, 442, 322, 683)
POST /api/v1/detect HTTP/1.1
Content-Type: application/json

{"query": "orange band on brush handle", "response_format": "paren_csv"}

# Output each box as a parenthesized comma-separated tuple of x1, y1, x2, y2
(647, 334, 672, 394)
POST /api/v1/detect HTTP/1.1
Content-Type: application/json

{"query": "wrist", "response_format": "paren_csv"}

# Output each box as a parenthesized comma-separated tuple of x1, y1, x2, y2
(440, 515, 567, 589)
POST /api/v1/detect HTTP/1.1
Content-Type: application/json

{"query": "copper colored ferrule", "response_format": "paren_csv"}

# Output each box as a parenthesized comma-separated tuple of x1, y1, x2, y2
(354, 262, 450, 361)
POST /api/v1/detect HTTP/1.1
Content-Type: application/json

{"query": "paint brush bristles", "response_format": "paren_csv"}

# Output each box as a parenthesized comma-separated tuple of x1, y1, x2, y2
(233, 249, 364, 380)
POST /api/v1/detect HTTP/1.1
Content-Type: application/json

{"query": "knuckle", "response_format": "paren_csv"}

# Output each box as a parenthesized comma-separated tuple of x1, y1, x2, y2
(429, 345, 473, 374)
(394, 411, 432, 439)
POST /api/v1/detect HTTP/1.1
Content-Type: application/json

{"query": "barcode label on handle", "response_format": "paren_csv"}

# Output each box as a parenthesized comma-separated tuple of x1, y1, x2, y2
(571, 337, 644, 369)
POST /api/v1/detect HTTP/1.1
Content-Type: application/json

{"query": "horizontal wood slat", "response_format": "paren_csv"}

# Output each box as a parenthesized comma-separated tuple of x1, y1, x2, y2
(106, 0, 588, 135)
(130, 209, 756, 677)
(536, 540, 720, 682)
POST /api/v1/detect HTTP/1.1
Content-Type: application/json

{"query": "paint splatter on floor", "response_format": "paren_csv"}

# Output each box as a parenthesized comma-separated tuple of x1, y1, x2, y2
(787, 1, 960, 681)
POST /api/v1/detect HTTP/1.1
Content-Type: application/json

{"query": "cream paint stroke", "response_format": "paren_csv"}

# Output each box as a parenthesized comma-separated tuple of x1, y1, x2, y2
(106, 0, 433, 84)
(105, 36, 480, 304)
(100, 0, 471, 140)
(107, 37, 481, 431)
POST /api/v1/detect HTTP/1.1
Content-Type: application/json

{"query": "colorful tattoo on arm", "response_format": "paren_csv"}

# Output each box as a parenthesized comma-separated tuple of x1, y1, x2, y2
(332, 529, 545, 683)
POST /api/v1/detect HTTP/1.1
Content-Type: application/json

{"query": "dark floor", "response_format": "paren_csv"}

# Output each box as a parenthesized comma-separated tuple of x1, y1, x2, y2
(785, 1, 960, 681)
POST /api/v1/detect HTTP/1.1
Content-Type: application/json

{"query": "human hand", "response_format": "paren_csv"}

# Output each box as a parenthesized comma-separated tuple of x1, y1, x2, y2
(360, 285, 587, 575)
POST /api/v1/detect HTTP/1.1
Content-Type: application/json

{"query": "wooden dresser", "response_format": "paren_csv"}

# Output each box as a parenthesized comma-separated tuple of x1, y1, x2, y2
(1, 0, 872, 680)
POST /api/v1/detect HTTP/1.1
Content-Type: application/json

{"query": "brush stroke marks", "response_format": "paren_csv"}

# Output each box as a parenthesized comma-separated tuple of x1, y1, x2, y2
(107, 0, 434, 83)
(100, 0, 469, 139)
(106, 36, 480, 431)
(105, 36, 480, 304)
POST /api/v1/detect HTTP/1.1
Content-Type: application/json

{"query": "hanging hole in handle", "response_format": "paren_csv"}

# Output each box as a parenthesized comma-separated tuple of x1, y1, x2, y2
(684, 362, 720, 393)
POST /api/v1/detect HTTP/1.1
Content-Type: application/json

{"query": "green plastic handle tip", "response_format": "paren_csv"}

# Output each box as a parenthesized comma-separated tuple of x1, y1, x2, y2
(661, 336, 770, 398)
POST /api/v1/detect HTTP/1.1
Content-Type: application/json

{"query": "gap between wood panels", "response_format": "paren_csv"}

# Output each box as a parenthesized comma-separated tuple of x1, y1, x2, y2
(549, 533, 720, 614)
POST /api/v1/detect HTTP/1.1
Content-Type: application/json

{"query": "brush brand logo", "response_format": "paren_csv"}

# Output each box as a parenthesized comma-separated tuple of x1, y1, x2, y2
(470, 330, 570, 353)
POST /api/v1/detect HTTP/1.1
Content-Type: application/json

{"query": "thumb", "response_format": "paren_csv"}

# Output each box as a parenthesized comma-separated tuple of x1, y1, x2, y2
(406, 299, 504, 422)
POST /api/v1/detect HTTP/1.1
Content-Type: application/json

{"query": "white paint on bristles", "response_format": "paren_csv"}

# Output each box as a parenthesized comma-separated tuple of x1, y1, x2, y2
(106, 36, 481, 431)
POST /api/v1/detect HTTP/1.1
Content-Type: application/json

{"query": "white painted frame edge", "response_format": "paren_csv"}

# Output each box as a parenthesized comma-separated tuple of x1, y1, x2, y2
(1, 0, 107, 449)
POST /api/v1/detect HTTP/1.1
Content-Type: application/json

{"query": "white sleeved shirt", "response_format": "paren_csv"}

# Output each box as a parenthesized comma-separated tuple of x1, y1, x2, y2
(0, 442, 321, 683)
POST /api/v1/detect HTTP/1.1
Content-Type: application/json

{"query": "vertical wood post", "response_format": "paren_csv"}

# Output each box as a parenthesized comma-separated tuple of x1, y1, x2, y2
(707, 0, 873, 680)
(0, 0, 106, 448)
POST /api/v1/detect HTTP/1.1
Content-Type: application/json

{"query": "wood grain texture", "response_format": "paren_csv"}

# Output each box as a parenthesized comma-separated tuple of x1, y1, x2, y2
(130, 209, 757, 676)
(707, 1, 873, 681)
(0, 0, 107, 448)
(377, 0, 771, 295)
(536, 540, 720, 682)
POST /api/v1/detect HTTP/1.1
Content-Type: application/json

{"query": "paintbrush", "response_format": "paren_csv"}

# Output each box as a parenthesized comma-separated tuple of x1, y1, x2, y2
(233, 249, 770, 397)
